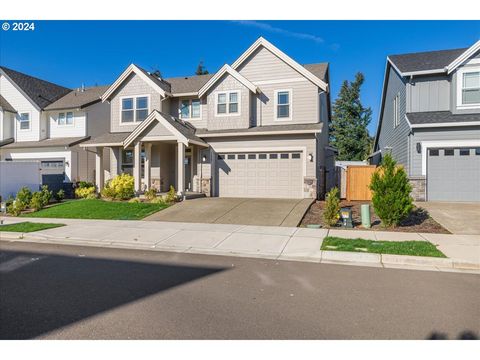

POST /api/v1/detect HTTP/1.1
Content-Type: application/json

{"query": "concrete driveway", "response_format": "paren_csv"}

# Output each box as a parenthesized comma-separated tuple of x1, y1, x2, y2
(419, 202, 480, 235)
(144, 197, 313, 227)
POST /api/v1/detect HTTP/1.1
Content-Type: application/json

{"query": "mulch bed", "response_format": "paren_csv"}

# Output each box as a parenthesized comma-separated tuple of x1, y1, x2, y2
(300, 200, 450, 234)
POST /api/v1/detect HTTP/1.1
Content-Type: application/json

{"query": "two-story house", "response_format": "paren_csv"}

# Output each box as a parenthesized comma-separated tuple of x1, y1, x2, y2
(372, 40, 480, 202)
(0, 66, 110, 185)
(81, 37, 334, 199)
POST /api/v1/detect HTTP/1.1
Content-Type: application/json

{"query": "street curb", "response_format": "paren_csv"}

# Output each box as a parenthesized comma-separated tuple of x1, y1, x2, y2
(1, 232, 479, 273)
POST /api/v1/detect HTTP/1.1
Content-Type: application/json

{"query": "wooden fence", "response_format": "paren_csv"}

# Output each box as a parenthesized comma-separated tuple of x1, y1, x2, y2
(346, 165, 377, 201)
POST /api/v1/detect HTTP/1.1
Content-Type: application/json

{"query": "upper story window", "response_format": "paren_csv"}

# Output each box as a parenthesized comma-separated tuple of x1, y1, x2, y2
(58, 111, 74, 125)
(180, 99, 201, 119)
(121, 95, 149, 123)
(19, 112, 30, 130)
(461, 71, 480, 105)
(215, 91, 239, 116)
(275, 90, 291, 120)
(393, 93, 400, 128)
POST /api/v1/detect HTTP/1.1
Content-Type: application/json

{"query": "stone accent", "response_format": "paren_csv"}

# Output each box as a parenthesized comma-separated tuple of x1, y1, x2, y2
(409, 176, 426, 201)
(303, 177, 317, 199)
(201, 177, 211, 197)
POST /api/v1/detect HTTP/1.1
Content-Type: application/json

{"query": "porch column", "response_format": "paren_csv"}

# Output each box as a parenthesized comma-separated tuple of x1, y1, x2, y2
(134, 141, 142, 192)
(95, 146, 104, 192)
(110, 147, 120, 178)
(176, 141, 185, 195)
(144, 143, 152, 190)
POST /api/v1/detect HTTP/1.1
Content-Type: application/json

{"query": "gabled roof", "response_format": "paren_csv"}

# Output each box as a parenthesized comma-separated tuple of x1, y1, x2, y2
(0, 66, 71, 109)
(44, 85, 110, 111)
(303, 63, 329, 82)
(198, 64, 258, 98)
(101, 64, 171, 102)
(123, 110, 207, 148)
(166, 74, 213, 95)
(231, 37, 328, 91)
(405, 111, 480, 128)
(0, 95, 16, 113)
(0, 136, 90, 149)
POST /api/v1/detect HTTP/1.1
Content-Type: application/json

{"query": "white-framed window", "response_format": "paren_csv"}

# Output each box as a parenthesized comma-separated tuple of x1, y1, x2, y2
(58, 111, 74, 125)
(121, 95, 149, 123)
(19, 112, 30, 130)
(275, 89, 292, 121)
(457, 67, 480, 109)
(215, 91, 240, 116)
(393, 93, 400, 128)
(179, 99, 201, 119)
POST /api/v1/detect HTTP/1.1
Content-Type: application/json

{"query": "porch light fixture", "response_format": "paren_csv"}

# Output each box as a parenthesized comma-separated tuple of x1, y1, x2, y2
(416, 142, 422, 154)
(202, 155, 207, 162)
(308, 153, 314, 162)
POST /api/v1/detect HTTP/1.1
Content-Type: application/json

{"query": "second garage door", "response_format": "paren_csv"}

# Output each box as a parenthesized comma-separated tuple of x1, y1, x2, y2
(216, 152, 304, 198)
(427, 147, 480, 202)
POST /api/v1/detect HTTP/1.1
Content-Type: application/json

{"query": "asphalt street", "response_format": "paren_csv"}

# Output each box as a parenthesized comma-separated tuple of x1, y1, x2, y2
(0, 240, 478, 339)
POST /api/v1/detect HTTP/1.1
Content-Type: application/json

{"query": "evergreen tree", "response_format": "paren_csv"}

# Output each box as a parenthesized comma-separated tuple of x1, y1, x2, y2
(195, 61, 209, 75)
(329, 72, 372, 161)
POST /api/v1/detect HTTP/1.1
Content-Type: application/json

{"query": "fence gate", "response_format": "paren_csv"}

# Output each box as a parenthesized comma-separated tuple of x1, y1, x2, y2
(346, 165, 376, 201)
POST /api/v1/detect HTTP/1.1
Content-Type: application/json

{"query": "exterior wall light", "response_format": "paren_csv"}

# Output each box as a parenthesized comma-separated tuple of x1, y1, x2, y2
(416, 143, 422, 154)
(202, 155, 207, 162)
(308, 153, 314, 162)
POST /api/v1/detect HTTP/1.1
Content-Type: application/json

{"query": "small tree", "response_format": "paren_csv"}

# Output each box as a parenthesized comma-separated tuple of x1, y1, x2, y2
(323, 187, 341, 227)
(369, 153, 413, 227)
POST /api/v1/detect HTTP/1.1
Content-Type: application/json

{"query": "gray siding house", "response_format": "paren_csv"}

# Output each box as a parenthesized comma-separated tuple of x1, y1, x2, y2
(372, 40, 480, 202)
(82, 37, 335, 199)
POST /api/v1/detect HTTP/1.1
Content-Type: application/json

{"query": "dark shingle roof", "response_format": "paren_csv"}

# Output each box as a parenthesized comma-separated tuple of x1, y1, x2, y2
(196, 122, 323, 136)
(134, 65, 172, 93)
(164, 74, 214, 94)
(407, 111, 480, 125)
(44, 85, 110, 111)
(160, 113, 207, 145)
(388, 48, 468, 74)
(303, 63, 329, 82)
(0, 95, 16, 113)
(81, 132, 131, 146)
(0, 66, 71, 109)
(0, 136, 90, 149)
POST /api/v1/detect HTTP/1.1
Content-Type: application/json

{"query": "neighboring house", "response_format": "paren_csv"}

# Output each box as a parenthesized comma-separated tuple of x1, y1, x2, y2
(82, 37, 334, 199)
(0, 66, 110, 186)
(372, 40, 480, 202)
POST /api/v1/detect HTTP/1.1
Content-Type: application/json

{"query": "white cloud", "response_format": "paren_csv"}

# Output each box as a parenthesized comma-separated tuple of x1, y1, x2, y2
(233, 21, 324, 44)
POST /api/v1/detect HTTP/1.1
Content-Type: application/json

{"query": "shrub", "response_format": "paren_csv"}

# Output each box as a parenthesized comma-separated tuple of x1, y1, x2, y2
(16, 187, 32, 208)
(7, 200, 25, 216)
(75, 186, 96, 199)
(30, 192, 44, 212)
(369, 153, 413, 227)
(55, 189, 65, 202)
(144, 188, 157, 201)
(101, 174, 135, 200)
(150, 196, 168, 205)
(128, 197, 141, 203)
(77, 181, 94, 189)
(323, 187, 341, 227)
(40, 185, 52, 206)
(165, 185, 177, 203)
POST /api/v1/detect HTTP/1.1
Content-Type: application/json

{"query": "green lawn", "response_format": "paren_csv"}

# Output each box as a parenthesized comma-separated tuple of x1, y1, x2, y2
(321, 236, 446, 258)
(0, 222, 65, 233)
(21, 199, 169, 220)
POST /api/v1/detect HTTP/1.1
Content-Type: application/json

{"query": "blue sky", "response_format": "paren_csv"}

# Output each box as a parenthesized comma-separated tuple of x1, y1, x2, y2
(1, 20, 479, 134)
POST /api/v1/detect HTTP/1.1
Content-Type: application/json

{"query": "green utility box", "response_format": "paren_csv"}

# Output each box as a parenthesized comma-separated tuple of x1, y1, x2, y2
(361, 204, 371, 228)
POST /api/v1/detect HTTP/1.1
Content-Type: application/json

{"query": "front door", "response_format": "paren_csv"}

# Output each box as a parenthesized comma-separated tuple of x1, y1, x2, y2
(184, 154, 192, 191)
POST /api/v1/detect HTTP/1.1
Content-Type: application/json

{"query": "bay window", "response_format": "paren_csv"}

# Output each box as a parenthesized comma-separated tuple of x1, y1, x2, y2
(121, 96, 149, 123)
(216, 91, 239, 115)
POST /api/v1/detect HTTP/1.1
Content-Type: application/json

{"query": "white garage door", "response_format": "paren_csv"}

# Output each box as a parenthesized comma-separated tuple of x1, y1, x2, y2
(427, 147, 480, 202)
(216, 152, 304, 198)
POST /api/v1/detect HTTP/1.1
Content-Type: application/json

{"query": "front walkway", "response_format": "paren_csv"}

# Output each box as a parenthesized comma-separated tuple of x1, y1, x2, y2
(1, 217, 479, 273)
(419, 202, 480, 235)
(144, 198, 313, 227)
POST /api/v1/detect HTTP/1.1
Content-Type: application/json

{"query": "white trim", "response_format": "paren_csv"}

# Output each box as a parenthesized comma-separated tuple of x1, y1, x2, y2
(393, 93, 400, 128)
(214, 90, 241, 117)
(421, 139, 480, 175)
(119, 94, 151, 125)
(231, 37, 328, 92)
(170, 92, 198, 97)
(456, 65, 480, 109)
(402, 69, 446, 76)
(404, 114, 413, 128)
(410, 121, 480, 128)
(254, 78, 308, 85)
(274, 89, 292, 121)
(198, 64, 258, 98)
(57, 111, 75, 127)
(80, 142, 123, 148)
(18, 111, 31, 132)
(198, 128, 321, 138)
(446, 40, 480, 74)
(101, 64, 169, 102)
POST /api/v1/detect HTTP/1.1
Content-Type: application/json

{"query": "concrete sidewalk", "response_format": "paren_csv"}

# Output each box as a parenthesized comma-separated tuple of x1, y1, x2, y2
(1, 217, 479, 273)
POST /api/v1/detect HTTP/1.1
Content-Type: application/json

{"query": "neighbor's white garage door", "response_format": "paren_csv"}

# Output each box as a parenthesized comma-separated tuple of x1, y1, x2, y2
(216, 152, 303, 198)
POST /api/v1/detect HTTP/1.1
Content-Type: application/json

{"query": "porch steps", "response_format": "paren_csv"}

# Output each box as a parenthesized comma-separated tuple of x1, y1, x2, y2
(183, 192, 206, 200)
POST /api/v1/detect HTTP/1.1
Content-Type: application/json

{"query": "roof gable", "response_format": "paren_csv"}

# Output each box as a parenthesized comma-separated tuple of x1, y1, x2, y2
(230, 37, 328, 91)
(198, 64, 258, 98)
(0, 66, 71, 109)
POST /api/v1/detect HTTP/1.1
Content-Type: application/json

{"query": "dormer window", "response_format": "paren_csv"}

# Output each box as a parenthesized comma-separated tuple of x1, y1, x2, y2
(215, 91, 239, 116)
(58, 111, 74, 125)
(121, 95, 149, 123)
(180, 99, 201, 119)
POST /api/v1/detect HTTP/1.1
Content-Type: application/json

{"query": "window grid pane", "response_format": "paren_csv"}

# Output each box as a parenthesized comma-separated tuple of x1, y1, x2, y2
(191, 100, 201, 118)
(58, 113, 65, 125)
(122, 110, 134, 123)
(181, 100, 190, 118)
(278, 104, 289, 118)
(278, 92, 289, 105)
(122, 98, 133, 110)
(66, 112, 74, 125)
